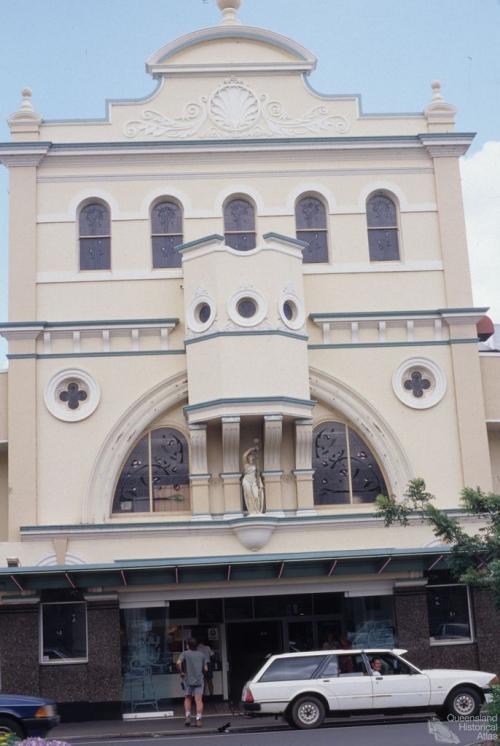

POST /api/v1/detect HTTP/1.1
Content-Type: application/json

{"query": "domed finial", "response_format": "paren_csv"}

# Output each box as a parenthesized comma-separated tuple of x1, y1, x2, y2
(8, 86, 42, 129)
(217, 0, 242, 25)
(20, 87, 34, 113)
(424, 79, 456, 127)
(431, 80, 443, 101)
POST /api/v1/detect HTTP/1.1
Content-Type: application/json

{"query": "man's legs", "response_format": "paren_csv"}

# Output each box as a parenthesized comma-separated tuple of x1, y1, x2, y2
(194, 691, 204, 725)
(184, 694, 192, 725)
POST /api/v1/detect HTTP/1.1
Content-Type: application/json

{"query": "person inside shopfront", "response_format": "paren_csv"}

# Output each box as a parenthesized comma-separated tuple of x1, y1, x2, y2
(197, 639, 215, 697)
(177, 638, 208, 727)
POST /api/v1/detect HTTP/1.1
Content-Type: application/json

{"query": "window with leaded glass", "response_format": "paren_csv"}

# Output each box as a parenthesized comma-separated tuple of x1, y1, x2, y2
(112, 427, 190, 514)
(366, 193, 400, 261)
(312, 421, 387, 505)
(295, 196, 328, 263)
(224, 198, 256, 251)
(151, 200, 183, 268)
(79, 202, 111, 270)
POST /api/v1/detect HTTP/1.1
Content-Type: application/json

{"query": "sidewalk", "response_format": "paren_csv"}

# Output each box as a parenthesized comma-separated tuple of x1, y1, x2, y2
(51, 711, 282, 741)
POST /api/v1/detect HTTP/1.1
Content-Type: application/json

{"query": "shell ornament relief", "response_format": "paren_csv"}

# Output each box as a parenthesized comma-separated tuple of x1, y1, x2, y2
(124, 78, 350, 138)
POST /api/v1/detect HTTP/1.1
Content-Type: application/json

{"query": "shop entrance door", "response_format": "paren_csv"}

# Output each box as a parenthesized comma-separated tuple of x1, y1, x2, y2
(226, 621, 282, 704)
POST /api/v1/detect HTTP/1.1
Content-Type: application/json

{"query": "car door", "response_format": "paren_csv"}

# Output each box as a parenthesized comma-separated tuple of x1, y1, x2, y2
(369, 653, 431, 709)
(316, 653, 373, 711)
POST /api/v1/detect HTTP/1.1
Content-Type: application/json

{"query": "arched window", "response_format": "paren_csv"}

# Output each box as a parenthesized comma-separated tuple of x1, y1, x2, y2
(112, 427, 190, 514)
(366, 192, 400, 261)
(151, 200, 183, 268)
(224, 197, 256, 251)
(295, 195, 328, 263)
(312, 421, 387, 506)
(79, 201, 111, 270)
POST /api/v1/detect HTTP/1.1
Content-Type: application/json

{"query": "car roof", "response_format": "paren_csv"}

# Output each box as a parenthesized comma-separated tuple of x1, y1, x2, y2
(267, 648, 408, 659)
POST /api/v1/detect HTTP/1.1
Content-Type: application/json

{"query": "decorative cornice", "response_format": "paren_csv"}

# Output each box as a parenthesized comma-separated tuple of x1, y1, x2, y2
(310, 307, 488, 322)
(0, 142, 50, 168)
(308, 339, 478, 351)
(418, 133, 475, 158)
(145, 24, 317, 77)
(0, 133, 477, 160)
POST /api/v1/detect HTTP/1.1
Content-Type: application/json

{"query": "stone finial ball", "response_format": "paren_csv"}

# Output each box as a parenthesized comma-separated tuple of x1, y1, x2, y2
(217, 0, 242, 11)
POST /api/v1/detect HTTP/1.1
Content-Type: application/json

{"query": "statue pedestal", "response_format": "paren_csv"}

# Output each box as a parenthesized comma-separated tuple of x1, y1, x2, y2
(232, 518, 277, 551)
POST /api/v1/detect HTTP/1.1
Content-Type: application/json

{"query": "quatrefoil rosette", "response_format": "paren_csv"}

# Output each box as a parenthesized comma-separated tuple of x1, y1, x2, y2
(44, 368, 101, 422)
(392, 357, 446, 410)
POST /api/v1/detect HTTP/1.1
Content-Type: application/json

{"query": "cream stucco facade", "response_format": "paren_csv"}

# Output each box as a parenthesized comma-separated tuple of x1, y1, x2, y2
(0, 0, 498, 714)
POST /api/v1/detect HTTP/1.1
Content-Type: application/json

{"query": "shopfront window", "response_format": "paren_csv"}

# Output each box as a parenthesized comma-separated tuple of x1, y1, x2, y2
(120, 607, 224, 713)
(40, 602, 87, 664)
(345, 595, 395, 648)
(427, 585, 473, 644)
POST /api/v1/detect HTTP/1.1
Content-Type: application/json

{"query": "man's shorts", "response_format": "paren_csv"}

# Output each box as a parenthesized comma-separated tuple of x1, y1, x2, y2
(185, 685, 203, 696)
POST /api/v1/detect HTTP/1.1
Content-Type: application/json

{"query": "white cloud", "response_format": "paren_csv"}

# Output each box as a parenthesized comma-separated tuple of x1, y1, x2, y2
(461, 141, 500, 322)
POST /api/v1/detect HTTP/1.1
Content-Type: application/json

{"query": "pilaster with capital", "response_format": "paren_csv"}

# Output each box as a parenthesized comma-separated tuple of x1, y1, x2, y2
(189, 424, 211, 518)
(221, 416, 242, 516)
(262, 415, 283, 514)
(294, 418, 316, 515)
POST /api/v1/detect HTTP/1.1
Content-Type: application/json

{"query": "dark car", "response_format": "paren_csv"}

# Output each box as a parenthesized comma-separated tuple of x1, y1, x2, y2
(0, 694, 60, 738)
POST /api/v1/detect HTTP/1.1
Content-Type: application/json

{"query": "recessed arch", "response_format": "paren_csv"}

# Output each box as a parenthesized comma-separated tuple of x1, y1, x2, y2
(357, 181, 407, 212)
(83, 370, 188, 523)
(287, 185, 335, 214)
(309, 367, 413, 499)
(139, 187, 192, 219)
(214, 185, 264, 216)
(70, 189, 119, 219)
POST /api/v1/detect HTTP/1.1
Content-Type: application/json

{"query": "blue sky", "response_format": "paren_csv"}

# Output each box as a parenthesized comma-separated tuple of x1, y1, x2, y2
(1, 0, 499, 365)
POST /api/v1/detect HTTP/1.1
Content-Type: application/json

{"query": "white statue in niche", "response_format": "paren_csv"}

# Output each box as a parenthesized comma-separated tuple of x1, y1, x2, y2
(241, 441, 265, 515)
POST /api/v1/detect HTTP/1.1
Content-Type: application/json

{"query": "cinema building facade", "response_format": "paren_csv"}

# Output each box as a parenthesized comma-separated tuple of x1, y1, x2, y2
(0, 0, 499, 720)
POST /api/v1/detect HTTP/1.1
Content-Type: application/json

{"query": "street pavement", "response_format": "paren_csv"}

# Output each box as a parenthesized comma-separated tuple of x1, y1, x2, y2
(52, 713, 496, 746)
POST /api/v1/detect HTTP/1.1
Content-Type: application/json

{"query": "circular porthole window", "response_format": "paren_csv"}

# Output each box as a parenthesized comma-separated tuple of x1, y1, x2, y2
(228, 289, 267, 327)
(44, 368, 100, 422)
(237, 297, 257, 318)
(392, 357, 446, 410)
(198, 303, 211, 324)
(279, 292, 305, 330)
(188, 295, 216, 333)
(283, 301, 295, 321)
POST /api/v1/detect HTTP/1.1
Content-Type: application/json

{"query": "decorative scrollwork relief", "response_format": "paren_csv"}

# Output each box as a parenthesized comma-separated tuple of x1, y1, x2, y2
(124, 78, 350, 139)
(124, 101, 208, 139)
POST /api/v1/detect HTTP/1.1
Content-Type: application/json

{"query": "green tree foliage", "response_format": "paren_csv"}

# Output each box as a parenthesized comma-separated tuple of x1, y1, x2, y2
(375, 479, 500, 609)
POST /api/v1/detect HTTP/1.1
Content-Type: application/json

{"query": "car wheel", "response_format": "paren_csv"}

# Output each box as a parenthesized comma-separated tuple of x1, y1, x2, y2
(0, 716, 25, 737)
(446, 687, 481, 718)
(290, 695, 326, 729)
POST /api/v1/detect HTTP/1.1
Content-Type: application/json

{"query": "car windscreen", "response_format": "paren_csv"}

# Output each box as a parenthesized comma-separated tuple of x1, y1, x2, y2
(259, 656, 326, 682)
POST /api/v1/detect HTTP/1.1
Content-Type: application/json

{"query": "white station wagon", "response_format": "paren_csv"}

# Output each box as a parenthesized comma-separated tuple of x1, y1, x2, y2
(242, 648, 498, 729)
